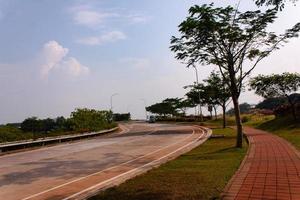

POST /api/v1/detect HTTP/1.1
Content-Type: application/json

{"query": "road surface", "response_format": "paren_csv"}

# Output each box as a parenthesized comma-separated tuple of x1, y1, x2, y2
(0, 122, 210, 200)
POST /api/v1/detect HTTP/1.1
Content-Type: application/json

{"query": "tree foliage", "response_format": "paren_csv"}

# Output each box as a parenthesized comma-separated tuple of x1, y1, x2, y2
(146, 98, 193, 116)
(171, 4, 300, 97)
(255, 0, 298, 10)
(170, 3, 300, 147)
(70, 108, 113, 132)
(256, 97, 286, 110)
(227, 103, 252, 115)
(250, 72, 300, 119)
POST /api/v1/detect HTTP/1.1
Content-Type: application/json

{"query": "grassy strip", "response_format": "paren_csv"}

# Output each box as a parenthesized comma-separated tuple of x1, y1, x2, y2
(89, 128, 247, 200)
(253, 116, 300, 149)
(204, 114, 300, 150)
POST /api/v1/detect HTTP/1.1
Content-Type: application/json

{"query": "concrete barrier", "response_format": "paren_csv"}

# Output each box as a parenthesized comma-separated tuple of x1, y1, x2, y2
(0, 127, 119, 153)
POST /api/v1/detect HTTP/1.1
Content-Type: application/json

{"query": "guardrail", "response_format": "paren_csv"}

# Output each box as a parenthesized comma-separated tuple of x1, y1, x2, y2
(0, 127, 119, 153)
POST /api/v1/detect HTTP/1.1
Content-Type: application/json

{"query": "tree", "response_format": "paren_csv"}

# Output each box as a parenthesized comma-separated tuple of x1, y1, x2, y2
(255, 0, 297, 10)
(170, 4, 300, 147)
(203, 71, 231, 128)
(227, 103, 252, 115)
(250, 72, 300, 120)
(256, 97, 287, 110)
(146, 102, 175, 116)
(70, 108, 113, 132)
(21, 117, 41, 133)
(146, 98, 183, 117)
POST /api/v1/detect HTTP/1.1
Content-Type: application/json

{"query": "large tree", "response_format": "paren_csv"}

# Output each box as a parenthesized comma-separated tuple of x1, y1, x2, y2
(255, 0, 297, 10)
(250, 72, 300, 120)
(170, 4, 300, 147)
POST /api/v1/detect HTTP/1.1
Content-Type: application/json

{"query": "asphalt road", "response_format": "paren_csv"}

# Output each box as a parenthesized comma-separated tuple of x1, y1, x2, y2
(0, 122, 210, 200)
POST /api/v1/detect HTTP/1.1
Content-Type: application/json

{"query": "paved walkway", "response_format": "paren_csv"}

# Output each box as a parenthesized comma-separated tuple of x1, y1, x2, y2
(222, 127, 300, 200)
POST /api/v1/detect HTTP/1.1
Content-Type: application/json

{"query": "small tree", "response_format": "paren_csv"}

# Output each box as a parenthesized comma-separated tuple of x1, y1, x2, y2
(204, 71, 231, 128)
(250, 72, 300, 120)
(170, 4, 300, 147)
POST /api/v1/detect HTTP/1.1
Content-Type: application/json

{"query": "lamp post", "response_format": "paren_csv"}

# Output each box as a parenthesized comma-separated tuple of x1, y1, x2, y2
(140, 98, 147, 120)
(110, 93, 119, 112)
(192, 64, 203, 121)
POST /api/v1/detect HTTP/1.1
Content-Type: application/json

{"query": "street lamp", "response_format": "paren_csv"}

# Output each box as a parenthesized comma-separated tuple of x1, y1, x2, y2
(110, 93, 119, 112)
(140, 98, 147, 120)
(192, 64, 203, 121)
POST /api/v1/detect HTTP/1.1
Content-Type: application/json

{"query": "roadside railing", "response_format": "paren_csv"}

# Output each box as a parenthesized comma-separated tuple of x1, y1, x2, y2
(0, 127, 119, 153)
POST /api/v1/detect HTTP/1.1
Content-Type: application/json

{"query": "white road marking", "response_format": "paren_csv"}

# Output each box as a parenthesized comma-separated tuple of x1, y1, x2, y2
(62, 127, 206, 200)
(22, 126, 199, 200)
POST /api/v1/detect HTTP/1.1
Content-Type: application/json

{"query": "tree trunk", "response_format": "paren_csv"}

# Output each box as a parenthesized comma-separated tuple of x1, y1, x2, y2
(213, 106, 217, 119)
(287, 97, 297, 121)
(222, 103, 226, 129)
(232, 94, 243, 148)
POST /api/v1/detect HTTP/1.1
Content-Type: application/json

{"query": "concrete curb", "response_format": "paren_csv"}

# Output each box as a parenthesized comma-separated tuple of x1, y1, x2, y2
(70, 126, 212, 200)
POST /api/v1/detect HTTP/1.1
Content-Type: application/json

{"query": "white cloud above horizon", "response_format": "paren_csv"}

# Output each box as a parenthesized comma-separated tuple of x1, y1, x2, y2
(120, 57, 151, 70)
(70, 4, 150, 28)
(40, 41, 89, 78)
(71, 5, 119, 27)
(76, 31, 126, 46)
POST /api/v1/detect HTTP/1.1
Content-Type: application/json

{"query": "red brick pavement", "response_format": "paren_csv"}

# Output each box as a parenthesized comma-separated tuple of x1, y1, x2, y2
(222, 127, 300, 200)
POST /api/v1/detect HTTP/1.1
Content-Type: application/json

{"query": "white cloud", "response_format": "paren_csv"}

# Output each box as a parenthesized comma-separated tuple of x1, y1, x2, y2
(70, 4, 150, 28)
(40, 40, 89, 78)
(41, 41, 69, 77)
(127, 14, 150, 24)
(77, 31, 126, 46)
(71, 5, 118, 27)
(120, 58, 151, 70)
(60, 57, 89, 77)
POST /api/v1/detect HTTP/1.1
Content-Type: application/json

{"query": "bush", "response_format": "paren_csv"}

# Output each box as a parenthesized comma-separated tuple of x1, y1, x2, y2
(21, 116, 73, 133)
(241, 116, 250, 123)
(274, 103, 300, 118)
(70, 108, 115, 132)
(0, 125, 33, 143)
(113, 113, 131, 121)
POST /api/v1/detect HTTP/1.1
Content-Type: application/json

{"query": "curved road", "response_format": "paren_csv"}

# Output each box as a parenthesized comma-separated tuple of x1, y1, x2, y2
(0, 122, 210, 200)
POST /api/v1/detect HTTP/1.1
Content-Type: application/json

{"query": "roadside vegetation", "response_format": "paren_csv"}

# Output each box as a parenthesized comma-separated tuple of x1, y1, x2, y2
(252, 116, 300, 149)
(0, 108, 117, 143)
(89, 128, 247, 200)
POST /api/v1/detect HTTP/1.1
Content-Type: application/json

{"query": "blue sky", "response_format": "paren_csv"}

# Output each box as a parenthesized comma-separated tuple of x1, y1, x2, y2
(0, 0, 300, 123)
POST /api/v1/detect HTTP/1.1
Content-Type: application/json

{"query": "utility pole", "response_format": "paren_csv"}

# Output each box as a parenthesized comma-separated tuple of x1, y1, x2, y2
(140, 98, 147, 120)
(193, 64, 203, 121)
(110, 93, 119, 112)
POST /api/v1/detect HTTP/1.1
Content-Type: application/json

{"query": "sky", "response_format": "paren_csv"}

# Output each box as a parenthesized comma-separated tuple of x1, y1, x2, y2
(0, 0, 300, 123)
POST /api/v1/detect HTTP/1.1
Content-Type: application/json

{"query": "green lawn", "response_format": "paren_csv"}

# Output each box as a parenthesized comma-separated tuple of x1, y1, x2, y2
(89, 128, 247, 200)
(253, 116, 300, 149)
(204, 114, 300, 149)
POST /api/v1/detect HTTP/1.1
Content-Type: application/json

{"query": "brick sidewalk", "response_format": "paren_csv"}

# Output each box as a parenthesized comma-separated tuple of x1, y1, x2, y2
(222, 127, 300, 200)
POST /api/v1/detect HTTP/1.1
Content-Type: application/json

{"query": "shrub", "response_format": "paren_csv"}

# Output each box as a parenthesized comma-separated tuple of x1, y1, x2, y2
(70, 108, 114, 132)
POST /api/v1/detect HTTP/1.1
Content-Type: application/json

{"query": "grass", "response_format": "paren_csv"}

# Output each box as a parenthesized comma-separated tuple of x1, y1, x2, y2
(89, 128, 248, 200)
(253, 116, 300, 149)
(203, 113, 300, 149)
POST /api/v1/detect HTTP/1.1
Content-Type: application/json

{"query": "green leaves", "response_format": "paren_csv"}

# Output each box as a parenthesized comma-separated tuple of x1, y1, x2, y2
(255, 0, 298, 11)
(70, 108, 113, 132)
(249, 72, 300, 98)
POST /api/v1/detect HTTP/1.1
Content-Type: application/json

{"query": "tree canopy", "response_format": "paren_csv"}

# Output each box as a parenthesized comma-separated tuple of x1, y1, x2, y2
(250, 72, 300, 119)
(170, 3, 300, 147)
(171, 4, 300, 97)
(255, 0, 298, 10)
(146, 98, 193, 116)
